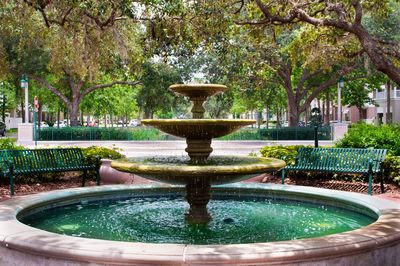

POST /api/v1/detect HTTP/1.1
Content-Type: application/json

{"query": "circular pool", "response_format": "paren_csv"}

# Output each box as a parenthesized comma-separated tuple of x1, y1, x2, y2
(1, 184, 400, 265)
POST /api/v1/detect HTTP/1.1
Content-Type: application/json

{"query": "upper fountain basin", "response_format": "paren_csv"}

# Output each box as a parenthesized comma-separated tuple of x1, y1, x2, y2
(142, 119, 256, 139)
(169, 84, 227, 99)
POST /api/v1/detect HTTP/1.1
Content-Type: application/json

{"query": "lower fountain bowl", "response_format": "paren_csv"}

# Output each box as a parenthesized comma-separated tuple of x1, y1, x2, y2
(1, 184, 400, 265)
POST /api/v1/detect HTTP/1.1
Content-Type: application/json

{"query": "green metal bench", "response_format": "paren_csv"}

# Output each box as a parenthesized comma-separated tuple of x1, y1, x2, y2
(281, 147, 387, 195)
(0, 148, 100, 196)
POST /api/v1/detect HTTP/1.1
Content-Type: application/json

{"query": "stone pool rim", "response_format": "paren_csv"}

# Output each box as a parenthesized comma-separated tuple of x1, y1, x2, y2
(1, 183, 400, 265)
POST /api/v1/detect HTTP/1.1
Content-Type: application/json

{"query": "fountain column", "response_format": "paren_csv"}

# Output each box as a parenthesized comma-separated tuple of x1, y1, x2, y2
(185, 139, 213, 162)
(184, 177, 211, 223)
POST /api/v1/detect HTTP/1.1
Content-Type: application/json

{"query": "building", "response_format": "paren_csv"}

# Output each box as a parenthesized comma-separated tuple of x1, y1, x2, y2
(374, 85, 400, 124)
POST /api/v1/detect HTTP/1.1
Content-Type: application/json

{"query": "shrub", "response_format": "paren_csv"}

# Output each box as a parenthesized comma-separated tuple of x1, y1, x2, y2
(382, 155, 400, 186)
(82, 145, 124, 165)
(260, 145, 310, 165)
(0, 138, 24, 150)
(44, 120, 55, 127)
(336, 123, 400, 156)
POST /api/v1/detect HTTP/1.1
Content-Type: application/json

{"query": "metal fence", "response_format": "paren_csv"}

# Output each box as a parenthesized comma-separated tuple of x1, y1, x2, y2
(37, 126, 333, 141)
(218, 126, 332, 141)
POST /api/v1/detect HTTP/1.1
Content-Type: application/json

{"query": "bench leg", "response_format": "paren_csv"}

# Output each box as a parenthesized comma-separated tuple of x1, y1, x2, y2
(9, 163, 14, 197)
(96, 169, 100, 186)
(9, 174, 14, 197)
(82, 170, 87, 187)
(281, 169, 285, 184)
(368, 171, 372, 195)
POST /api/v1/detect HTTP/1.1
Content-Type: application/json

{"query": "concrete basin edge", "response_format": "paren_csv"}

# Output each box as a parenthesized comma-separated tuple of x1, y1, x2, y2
(0, 184, 400, 265)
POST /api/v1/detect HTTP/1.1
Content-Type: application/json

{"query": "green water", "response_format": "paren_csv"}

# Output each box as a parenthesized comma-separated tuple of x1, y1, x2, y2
(20, 195, 375, 245)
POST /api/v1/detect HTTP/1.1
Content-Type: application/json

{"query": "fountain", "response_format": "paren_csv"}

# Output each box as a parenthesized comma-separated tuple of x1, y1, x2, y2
(1, 84, 400, 265)
(111, 84, 284, 223)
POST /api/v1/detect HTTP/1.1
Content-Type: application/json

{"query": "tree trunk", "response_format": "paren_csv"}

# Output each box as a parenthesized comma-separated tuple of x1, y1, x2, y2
(287, 100, 300, 126)
(358, 106, 363, 121)
(137, 106, 142, 120)
(325, 92, 330, 125)
(386, 81, 392, 124)
(265, 106, 269, 129)
(276, 106, 282, 127)
(57, 107, 60, 128)
(38, 102, 43, 125)
(80, 112, 84, 126)
(144, 109, 151, 119)
(1, 94, 5, 122)
(304, 105, 309, 125)
(354, 24, 400, 87)
(21, 100, 25, 123)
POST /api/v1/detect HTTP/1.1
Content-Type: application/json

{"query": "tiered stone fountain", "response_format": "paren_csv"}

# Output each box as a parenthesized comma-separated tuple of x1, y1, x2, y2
(111, 84, 285, 223)
(2, 84, 399, 265)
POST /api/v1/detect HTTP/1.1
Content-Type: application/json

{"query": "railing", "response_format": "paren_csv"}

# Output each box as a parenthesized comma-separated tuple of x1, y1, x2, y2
(37, 126, 333, 141)
(375, 90, 396, 100)
(37, 126, 169, 141)
(217, 126, 332, 141)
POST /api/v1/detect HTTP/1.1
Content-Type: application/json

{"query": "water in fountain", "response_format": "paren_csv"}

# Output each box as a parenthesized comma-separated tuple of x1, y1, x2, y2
(21, 192, 376, 244)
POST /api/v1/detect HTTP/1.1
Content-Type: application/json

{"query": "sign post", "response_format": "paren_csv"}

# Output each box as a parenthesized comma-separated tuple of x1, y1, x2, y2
(34, 96, 38, 146)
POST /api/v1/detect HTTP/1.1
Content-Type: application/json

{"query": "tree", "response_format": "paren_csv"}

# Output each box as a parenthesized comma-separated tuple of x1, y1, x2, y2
(342, 78, 378, 120)
(232, 0, 400, 86)
(221, 31, 360, 126)
(0, 1, 144, 126)
(136, 62, 184, 119)
(0, 79, 16, 122)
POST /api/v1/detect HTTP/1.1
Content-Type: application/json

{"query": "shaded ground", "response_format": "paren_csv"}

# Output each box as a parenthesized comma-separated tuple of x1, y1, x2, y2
(1, 172, 399, 203)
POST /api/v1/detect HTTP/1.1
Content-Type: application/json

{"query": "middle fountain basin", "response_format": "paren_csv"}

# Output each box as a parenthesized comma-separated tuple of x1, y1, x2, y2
(110, 155, 285, 185)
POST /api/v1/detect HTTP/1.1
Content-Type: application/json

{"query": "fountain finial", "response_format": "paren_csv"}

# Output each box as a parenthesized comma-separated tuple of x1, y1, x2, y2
(169, 84, 226, 119)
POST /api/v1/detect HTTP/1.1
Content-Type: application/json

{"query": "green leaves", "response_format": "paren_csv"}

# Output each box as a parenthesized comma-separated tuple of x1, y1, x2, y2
(336, 123, 400, 155)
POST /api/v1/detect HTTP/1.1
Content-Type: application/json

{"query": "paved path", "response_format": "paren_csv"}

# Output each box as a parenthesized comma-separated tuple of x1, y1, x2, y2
(21, 140, 334, 157)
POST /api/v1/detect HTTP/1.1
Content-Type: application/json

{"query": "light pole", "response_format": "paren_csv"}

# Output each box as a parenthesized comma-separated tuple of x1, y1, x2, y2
(21, 75, 29, 123)
(337, 76, 344, 123)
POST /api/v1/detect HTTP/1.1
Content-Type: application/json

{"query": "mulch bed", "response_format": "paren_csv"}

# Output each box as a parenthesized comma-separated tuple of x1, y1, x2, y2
(1, 172, 399, 201)
(260, 174, 400, 195)
(0, 173, 97, 201)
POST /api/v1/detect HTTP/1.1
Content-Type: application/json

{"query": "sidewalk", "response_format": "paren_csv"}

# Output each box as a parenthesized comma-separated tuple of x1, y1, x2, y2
(19, 140, 334, 157)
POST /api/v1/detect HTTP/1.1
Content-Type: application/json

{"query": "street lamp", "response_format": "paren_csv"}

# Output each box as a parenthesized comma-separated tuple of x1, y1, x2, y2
(337, 75, 344, 123)
(21, 74, 29, 123)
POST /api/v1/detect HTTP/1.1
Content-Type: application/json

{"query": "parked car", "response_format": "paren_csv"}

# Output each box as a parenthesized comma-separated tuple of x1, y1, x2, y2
(88, 121, 97, 127)
(129, 120, 138, 127)
(40, 121, 49, 128)
(56, 120, 67, 127)
(298, 121, 306, 127)
(0, 121, 6, 136)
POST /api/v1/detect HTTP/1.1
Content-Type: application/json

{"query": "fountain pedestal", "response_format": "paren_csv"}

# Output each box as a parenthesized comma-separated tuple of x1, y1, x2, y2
(185, 178, 211, 223)
(185, 139, 213, 162)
